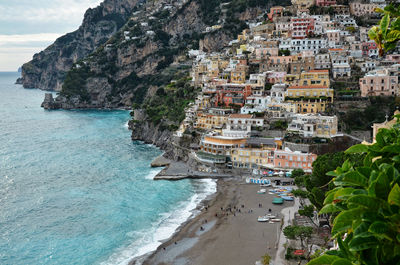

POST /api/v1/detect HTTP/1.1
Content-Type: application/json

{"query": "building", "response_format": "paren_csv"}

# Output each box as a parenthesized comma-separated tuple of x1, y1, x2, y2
(274, 148, 317, 172)
(290, 17, 315, 39)
(198, 135, 247, 164)
(231, 138, 278, 169)
(286, 85, 334, 114)
(359, 68, 399, 97)
(315, 0, 336, 7)
(314, 53, 331, 69)
(350, 2, 380, 17)
(268, 6, 284, 21)
(332, 56, 351, 78)
(222, 114, 264, 138)
(287, 114, 338, 138)
(194, 113, 228, 130)
(298, 70, 330, 87)
(292, 0, 314, 9)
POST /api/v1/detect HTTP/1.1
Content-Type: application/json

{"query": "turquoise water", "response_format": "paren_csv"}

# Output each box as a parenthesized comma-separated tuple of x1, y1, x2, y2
(0, 72, 216, 265)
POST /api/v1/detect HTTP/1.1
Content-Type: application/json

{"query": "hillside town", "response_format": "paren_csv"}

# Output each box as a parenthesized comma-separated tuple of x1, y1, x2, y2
(172, 0, 399, 176)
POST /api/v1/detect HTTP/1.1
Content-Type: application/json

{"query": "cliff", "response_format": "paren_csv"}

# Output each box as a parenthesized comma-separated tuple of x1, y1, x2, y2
(18, 0, 141, 91)
(27, 0, 290, 156)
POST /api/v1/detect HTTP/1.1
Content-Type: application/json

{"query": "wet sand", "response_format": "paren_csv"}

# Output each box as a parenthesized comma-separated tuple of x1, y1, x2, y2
(131, 178, 293, 265)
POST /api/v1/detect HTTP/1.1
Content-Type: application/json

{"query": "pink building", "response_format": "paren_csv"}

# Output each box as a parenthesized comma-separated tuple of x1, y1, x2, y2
(268, 6, 284, 21)
(362, 42, 378, 57)
(316, 0, 336, 7)
(273, 148, 317, 172)
(290, 17, 315, 39)
(359, 68, 399, 97)
(266, 72, 287, 84)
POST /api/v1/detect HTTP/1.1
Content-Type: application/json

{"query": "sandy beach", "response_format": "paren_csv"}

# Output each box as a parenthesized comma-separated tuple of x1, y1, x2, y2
(131, 177, 294, 265)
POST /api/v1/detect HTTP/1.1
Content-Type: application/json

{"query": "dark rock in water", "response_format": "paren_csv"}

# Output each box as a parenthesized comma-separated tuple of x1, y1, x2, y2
(15, 77, 23, 85)
(41, 93, 60, 110)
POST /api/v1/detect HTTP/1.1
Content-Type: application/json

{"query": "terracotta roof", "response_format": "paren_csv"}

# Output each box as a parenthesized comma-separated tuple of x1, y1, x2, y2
(288, 85, 330, 89)
(329, 48, 344, 51)
(229, 114, 253, 118)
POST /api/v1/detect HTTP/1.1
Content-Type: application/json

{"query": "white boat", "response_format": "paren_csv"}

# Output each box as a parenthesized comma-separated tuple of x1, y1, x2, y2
(257, 216, 270, 222)
(270, 218, 281, 222)
(266, 214, 276, 218)
(257, 189, 266, 194)
(260, 183, 271, 187)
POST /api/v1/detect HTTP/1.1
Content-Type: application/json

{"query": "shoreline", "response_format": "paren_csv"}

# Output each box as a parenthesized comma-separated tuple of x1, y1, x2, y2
(130, 176, 293, 265)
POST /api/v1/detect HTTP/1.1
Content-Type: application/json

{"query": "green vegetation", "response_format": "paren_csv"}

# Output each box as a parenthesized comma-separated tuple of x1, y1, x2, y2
(308, 116, 400, 265)
(284, 225, 313, 249)
(142, 76, 198, 125)
(60, 64, 91, 101)
(369, 4, 400, 56)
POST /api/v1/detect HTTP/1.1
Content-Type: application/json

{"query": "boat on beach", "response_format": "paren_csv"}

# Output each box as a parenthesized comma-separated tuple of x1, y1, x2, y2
(272, 197, 284, 204)
(257, 216, 270, 222)
(257, 189, 266, 194)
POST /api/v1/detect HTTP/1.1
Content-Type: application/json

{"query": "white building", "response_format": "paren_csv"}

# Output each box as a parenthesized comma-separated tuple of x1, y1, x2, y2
(280, 39, 328, 55)
(287, 114, 338, 138)
(222, 114, 264, 138)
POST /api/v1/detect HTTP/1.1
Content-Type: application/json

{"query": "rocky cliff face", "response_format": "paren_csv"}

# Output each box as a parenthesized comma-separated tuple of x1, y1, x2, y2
(28, 0, 289, 153)
(18, 0, 140, 91)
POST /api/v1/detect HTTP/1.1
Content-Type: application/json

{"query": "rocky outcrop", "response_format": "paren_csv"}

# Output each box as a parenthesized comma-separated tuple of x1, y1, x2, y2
(19, 0, 141, 91)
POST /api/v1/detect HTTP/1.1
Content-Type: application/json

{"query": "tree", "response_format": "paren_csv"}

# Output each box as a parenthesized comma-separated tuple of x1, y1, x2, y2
(368, 4, 400, 56)
(284, 225, 313, 248)
(298, 205, 318, 227)
(292, 168, 305, 178)
(307, 116, 400, 265)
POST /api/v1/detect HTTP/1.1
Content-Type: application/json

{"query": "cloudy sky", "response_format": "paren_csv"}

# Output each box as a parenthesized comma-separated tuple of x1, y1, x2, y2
(0, 0, 102, 71)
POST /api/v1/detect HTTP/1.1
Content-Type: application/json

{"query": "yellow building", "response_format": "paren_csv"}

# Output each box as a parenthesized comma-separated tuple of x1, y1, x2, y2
(299, 70, 330, 87)
(231, 65, 248, 84)
(289, 100, 328, 114)
(237, 29, 249, 42)
(286, 85, 334, 114)
(194, 113, 228, 130)
(231, 147, 275, 169)
(284, 74, 300, 86)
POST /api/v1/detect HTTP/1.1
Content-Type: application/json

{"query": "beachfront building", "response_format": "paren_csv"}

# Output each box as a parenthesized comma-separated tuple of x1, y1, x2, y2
(359, 68, 399, 97)
(287, 114, 338, 138)
(197, 134, 247, 164)
(274, 148, 317, 172)
(231, 138, 278, 169)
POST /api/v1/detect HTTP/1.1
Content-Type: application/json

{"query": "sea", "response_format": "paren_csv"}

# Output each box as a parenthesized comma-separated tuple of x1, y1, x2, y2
(0, 72, 216, 265)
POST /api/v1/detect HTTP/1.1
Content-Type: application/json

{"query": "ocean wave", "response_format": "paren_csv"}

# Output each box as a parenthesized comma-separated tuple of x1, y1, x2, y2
(144, 168, 162, 180)
(100, 178, 217, 265)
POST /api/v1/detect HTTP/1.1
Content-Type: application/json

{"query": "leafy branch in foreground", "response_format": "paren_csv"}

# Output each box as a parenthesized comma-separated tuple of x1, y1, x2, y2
(308, 115, 400, 265)
(368, 3, 400, 56)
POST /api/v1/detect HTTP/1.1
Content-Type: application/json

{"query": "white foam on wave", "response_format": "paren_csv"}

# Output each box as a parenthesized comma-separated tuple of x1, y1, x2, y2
(100, 178, 217, 265)
(124, 121, 129, 128)
(144, 168, 162, 180)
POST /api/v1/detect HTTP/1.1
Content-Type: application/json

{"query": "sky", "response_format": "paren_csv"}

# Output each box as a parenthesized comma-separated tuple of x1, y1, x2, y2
(0, 0, 103, 71)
